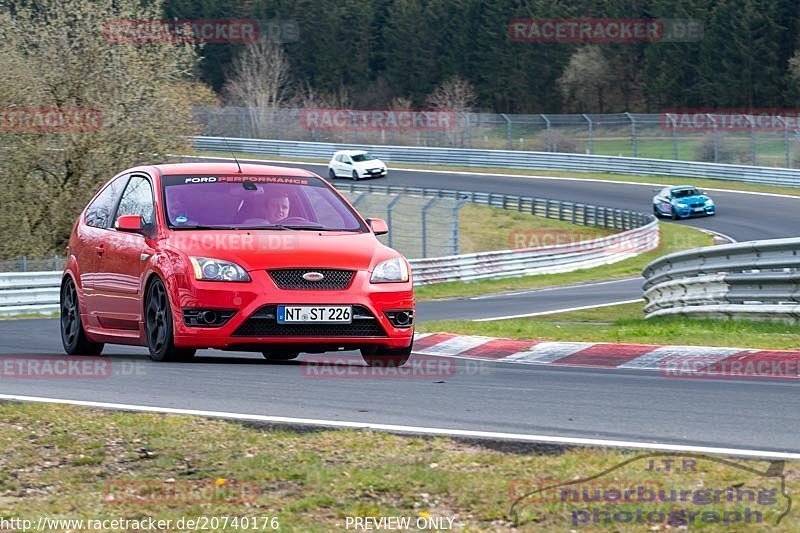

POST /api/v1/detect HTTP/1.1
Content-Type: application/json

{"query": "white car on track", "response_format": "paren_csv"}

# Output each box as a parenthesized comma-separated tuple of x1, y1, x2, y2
(327, 150, 388, 180)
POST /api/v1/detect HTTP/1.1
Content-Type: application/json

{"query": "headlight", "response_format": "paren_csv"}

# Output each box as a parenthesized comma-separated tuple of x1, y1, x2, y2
(705, 199, 714, 206)
(676, 202, 688, 208)
(189, 257, 250, 282)
(370, 258, 409, 283)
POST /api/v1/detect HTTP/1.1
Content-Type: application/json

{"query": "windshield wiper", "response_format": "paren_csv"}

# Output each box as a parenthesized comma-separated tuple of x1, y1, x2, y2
(273, 224, 327, 231)
(171, 224, 242, 230)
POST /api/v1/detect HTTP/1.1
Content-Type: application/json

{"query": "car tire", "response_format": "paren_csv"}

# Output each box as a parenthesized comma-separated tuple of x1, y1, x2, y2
(361, 342, 412, 368)
(352, 170, 359, 181)
(328, 168, 336, 180)
(60, 277, 104, 356)
(671, 207, 679, 220)
(145, 278, 195, 362)
(652, 205, 661, 218)
(262, 351, 299, 361)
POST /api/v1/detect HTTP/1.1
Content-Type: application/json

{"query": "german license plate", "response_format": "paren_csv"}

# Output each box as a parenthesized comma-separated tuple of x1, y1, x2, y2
(277, 305, 352, 324)
(693, 208, 704, 212)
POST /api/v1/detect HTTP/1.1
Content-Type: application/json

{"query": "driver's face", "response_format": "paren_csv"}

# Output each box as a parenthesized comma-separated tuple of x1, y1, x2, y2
(267, 196, 290, 222)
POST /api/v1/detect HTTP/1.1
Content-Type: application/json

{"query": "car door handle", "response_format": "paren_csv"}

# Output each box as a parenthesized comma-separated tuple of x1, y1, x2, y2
(95, 245, 105, 255)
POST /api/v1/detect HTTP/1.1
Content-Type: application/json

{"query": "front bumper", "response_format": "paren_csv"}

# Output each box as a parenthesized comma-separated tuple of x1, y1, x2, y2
(674, 204, 715, 217)
(170, 269, 414, 351)
(361, 168, 387, 178)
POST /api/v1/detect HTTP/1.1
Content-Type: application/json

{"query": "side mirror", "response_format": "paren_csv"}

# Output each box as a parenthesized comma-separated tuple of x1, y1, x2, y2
(344, 160, 352, 165)
(115, 214, 144, 233)
(366, 218, 389, 235)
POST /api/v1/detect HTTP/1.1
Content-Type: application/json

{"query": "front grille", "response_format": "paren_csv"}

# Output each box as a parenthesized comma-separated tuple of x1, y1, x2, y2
(690, 202, 705, 208)
(232, 305, 386, 337)
(268, 269, 355, 290)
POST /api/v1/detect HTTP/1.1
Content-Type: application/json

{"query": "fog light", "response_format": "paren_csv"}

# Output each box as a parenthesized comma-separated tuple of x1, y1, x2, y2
(183, 309, 236, 328)
(386, 310, 414, 328)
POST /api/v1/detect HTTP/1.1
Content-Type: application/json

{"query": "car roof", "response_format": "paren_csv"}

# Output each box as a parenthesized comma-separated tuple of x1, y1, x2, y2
(669, 185, 699, 191)
(150, 162, 318, 178)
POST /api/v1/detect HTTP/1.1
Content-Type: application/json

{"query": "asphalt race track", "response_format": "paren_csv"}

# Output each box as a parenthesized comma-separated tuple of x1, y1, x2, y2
(1, 162, 799, 454)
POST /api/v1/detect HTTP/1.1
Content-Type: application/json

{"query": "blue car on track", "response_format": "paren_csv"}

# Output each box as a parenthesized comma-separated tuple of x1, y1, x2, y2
(652, 185, 716, 220)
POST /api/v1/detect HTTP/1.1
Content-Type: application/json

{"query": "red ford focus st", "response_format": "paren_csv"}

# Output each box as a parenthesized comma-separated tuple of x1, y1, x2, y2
(60, 163, 415, 365)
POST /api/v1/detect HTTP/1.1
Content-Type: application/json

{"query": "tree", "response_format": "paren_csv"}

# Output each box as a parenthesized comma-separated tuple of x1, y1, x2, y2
(426, 76, 476, 146)
(558, 46, 613, 113)
(426, 76, 477, 112)
(223, 36, 291, 137)
(0, 0, 213, 259)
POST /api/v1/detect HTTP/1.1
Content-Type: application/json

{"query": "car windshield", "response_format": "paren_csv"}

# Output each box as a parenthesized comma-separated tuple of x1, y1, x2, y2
(672, 188, 701, 198)
(350, 153, 375, 162)
(162, 175, 365, 231)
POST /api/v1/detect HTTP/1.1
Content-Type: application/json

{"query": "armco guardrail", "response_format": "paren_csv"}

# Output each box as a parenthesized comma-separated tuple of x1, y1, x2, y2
(0, 271, 61, 315)
(0, 187, 658, 315)
(643, 238, 800, 322)
(192, 136, 800, 188)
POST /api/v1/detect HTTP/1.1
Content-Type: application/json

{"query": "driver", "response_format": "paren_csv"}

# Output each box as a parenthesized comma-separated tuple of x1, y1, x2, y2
(266, 193, 291, 223)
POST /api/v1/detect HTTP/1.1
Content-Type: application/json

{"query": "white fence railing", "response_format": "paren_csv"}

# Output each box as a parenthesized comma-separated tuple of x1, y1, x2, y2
(191, 136, 800, 188)
(643, 238, 800, 322)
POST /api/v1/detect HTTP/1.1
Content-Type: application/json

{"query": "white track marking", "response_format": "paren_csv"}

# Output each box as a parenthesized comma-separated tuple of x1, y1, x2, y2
(619, 346, 742, 370)
(503, 342, 597, 364)
(179, 154, 800, 200)
(0, 393, 796, 459)
(417, 335, 495, 355)
(473, 299, 643, 322)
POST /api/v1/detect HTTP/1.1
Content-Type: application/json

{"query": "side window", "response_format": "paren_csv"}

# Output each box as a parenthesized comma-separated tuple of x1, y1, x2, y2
(85, 175, 128, 228)
(115, 176, 154, 226)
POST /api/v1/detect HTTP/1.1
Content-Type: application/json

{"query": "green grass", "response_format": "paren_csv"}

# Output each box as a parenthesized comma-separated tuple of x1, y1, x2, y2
(458, 204, 614, 254)
(420, 301, 800, 350)
(193, 150, 800, 197)
(0, 402, 797, 531)
(415, 222, 712, 301)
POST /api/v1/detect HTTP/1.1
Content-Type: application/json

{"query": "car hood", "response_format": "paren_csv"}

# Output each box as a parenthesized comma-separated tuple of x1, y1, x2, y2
(164, 230, 386, 271)
(352, 159, 385, 169)
(673, 194, 711, 203)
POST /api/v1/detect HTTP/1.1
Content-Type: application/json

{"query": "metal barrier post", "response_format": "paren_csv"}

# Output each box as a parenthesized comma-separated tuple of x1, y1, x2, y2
(626, 112, 637, 157)
(666, 113, 678, 160)
(386, 195, 403, 248)
(745, 114, 756, 165)
(501, 113, 512, 150)
(352, 192, 366, 207)
(421, 197, 439, 258)
(583, 114, 593, 154)
(452, 199, 468, 254)
(707, 114, 719, 163)
(541, 114, 552, 151)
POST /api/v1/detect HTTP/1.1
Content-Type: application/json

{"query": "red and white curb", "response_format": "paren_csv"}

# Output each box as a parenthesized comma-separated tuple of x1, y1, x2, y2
(413, 333, 800, 379)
